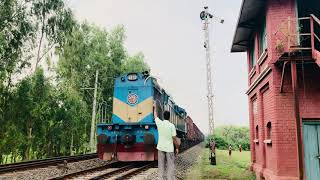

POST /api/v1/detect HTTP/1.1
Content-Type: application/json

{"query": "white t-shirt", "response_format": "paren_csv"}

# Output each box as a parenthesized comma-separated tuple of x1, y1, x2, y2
(155, 117, 177, 152)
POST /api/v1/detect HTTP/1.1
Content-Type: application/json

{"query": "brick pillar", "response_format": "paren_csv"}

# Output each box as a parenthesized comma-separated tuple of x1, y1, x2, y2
(249, 97, 256, 169)
(258, 92, 266, 178)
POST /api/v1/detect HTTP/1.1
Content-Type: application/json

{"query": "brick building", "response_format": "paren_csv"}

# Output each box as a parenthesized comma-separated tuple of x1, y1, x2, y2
(231, 0, 320, 180)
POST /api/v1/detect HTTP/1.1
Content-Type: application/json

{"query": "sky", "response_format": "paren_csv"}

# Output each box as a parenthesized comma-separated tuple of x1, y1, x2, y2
(67, 0, 248, 134)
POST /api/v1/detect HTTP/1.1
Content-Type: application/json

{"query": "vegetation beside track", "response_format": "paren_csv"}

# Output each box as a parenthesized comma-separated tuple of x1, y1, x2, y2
(185, 148, 255, 180)
(0, 1, 149, 164)
(205, 126, 250, 151)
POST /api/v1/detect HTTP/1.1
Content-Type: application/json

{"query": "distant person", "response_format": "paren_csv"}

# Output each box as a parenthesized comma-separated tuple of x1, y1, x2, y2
(210, 140, 216, 154)
(153, 103, 180, 180)
(239, 144, 242, 152)
(228, 145, 232, 156)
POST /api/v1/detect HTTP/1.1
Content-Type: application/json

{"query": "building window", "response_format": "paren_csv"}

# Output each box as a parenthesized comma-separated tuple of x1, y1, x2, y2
(259, 15, 267, 55)
(254, 125, 259, 144)
(249, 41, 256, 69)
(266, 122, 272, 139)
(252, 98, 258, 116)
(263, 122, 272, 145)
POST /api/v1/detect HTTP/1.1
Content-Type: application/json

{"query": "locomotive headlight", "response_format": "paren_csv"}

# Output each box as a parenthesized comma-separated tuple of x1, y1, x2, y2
(145, 125, 149, 130)
(127, 73, 138, 81)
(107, 125, 112, 131)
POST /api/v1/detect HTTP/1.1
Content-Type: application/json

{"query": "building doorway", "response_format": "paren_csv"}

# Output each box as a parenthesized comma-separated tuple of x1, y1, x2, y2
(303, 122, 320, 180)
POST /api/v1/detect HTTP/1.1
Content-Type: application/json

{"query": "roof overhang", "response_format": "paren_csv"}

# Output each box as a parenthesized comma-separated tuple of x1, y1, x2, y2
(231, 0, 267, 52)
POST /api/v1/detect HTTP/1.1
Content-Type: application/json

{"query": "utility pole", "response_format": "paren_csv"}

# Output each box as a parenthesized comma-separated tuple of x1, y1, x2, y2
(89, 70, 99, 152)
(202, 7, 215, 136)
(200, 6, 223, 165)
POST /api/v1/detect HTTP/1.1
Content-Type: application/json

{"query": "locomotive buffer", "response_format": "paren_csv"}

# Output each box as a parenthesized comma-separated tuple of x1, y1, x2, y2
(200, 6, 224, 166)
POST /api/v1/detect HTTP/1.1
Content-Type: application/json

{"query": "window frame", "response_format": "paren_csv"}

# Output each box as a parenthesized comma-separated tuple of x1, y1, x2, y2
(259, 15, 268, 55)
(249, 40, 256, 70)
(254, 125, 259, 144)
(266, 121, 272, 140)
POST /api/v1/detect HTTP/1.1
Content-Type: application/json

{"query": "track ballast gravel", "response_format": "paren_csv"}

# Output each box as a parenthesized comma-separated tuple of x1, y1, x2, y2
(0, 158, 109, 180)
(0, 144, 203, 180)
(141, 143, 203, 180)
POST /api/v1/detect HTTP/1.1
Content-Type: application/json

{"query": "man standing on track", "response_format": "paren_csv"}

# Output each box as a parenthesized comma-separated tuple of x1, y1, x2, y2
(153, 103, 179, 180)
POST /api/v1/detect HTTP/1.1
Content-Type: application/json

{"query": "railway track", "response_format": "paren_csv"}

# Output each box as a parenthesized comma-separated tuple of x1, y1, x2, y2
(51, 161, 156, 180)
(0, 153, 98, 174)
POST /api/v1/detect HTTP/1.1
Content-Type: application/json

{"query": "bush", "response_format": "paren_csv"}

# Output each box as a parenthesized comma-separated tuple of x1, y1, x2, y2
(205, 126, 250, 151)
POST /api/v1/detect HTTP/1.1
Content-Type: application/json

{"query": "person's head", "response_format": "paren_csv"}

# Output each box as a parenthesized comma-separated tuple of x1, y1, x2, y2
(163, 110, 170, 120)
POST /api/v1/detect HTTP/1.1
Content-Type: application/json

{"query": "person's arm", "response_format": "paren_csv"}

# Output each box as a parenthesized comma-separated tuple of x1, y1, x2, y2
(173, 136, 180, 155)
(172, 125, 180, 155)
(153, 102, 160, 125)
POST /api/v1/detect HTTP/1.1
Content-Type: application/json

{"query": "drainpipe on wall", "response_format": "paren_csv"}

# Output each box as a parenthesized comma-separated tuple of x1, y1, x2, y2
(290, 61, 304, 180)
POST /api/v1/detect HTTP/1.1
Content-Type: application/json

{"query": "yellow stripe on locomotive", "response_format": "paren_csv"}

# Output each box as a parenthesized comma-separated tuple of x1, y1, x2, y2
(112, 97, 153, 123)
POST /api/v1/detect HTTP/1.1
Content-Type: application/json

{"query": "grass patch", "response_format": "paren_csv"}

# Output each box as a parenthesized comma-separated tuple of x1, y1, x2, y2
(185, 148, 256, 180)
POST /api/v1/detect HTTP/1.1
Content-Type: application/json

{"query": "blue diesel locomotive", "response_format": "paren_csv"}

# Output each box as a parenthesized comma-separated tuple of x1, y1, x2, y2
(97, 72, 199, 161)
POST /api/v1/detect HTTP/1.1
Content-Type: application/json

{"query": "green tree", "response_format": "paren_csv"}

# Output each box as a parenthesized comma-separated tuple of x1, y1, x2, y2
(57, 23, 127, 150)
(4, 68, 91, 161)
(121, 52, 149, 73)
(13, 68, 50, 160)
(0, 1, 34, 160)
(0, 2, 150, 163)
(31, 0, 75, 69)
(0, 0, 34, 82)
(0, 0, 75, 162)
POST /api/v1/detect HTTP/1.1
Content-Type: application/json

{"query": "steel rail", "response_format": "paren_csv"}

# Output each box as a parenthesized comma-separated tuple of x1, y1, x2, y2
(114, 162, 156, 180)
(49, 161, 123, 180)
(0, 153, 97, 174)
(80, 162, 155, 180)
(89, 163, 137, 180)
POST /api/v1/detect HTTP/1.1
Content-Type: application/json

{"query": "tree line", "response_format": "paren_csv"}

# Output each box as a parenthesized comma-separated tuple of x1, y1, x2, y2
(0, 0, 149, 164)
(206, 126, 250, 151)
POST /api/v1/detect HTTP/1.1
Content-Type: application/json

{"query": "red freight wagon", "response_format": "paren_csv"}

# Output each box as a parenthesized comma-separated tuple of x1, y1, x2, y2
(186, 116, 204, 145)
(186, 116, 195, 141)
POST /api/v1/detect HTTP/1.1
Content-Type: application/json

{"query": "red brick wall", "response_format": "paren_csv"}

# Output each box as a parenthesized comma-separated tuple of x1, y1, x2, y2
(267, 0, 298, 64)
(253, 96, 262, 165)
(246, 0, 304, 179)
(262, 86, 276, 172)
(245, 0, 320, 179)
(248, 96, 256, 166)
(272, 65, 299, 177)
(248, 73, 274, 178)
(299, 64, 320, 118)
(268, 0, 298, 176)
(268, 61, 320, 179)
